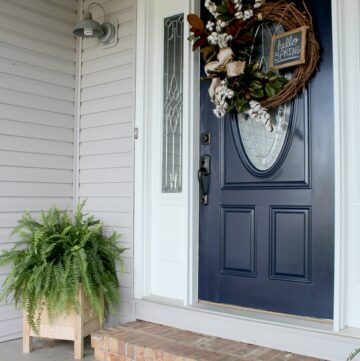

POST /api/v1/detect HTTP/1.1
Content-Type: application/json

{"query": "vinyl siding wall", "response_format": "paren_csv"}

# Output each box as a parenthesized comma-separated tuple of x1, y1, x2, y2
(79, 0, 136, 323)
(0, 0, 77, 341)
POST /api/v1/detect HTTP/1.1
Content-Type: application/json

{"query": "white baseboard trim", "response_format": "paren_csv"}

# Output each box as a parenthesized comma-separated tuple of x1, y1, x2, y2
(135, 299, 360, 361)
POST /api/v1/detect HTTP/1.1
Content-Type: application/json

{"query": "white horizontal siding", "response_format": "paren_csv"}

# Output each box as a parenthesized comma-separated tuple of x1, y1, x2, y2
(0, 58, 74, 88)
(81, 108, 133, 128)
(0, 73, 74, 101)
(80, 153, 132, 169)
(0, 42, 75, 74)
(82, 50, 133, 75)
(0, 183, 73, 197)
(0, 119, 73, 142)
(0, 0, 76, 341)
(0, 167, 73, 183)
(79, 0, 136, 324)
(80, 168, 133, 183)
(0, 104, 74, 128)
(79, 183, 132, 197)
(81, 63, 133, 88)
(0, 134, 73, 156)
(0, 318, 22, 342)
(80, 138, 133, 155)
(0, 1, 74, 34)
(0, 151, 73, 170)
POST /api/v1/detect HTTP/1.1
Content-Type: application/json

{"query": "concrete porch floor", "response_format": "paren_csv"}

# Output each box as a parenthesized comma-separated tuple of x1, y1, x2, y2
(0, 337, 96, 361)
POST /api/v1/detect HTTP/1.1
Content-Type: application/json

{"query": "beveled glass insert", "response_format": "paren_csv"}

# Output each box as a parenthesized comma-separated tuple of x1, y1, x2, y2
(162, 14, 184, 193)
(238, 22, 292, 171)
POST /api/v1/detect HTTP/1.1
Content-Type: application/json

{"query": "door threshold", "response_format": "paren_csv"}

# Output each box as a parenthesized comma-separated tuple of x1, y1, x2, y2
(193, 300, 333, 331)
(139, 295, 334, 332)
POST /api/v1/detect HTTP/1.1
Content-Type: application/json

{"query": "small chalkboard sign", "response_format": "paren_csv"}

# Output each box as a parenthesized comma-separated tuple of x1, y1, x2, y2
(269, 26, 308, 71)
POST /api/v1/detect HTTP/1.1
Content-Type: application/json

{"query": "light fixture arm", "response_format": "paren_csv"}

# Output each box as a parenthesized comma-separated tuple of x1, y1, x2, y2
(87, 2, 107, 20)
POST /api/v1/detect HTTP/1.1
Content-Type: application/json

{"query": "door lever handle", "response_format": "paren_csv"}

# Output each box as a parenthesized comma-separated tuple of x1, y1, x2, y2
(198, 155, 211, 206)
(198, 168, 208, 206)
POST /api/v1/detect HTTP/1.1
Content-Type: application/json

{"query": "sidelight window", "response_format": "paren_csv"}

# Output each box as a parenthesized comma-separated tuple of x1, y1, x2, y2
(162, 14, 184, 193)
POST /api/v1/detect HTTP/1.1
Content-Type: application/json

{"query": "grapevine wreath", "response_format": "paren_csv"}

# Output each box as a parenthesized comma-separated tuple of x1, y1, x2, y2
(188, 0, 320, 131)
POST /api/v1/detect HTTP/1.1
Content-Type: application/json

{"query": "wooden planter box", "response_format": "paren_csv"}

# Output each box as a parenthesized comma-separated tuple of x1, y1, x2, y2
(23, 288, 102, 359)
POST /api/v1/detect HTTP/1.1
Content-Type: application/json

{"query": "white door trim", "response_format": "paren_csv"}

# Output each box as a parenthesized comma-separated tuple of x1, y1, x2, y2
(134, 0, 360, 340)
(332, 0, 360, 330)
(332, 0, 346, 332)
(134, 0, 199, 303)
(134, 0, 150, 299)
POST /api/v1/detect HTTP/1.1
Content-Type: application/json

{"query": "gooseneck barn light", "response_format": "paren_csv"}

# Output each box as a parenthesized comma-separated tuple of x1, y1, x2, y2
(73, 2, 118, 47)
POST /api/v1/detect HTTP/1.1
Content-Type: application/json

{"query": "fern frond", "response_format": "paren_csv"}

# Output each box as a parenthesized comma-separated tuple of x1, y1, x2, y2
(0, 202, 125, 334)
(347, 348, 360, 361)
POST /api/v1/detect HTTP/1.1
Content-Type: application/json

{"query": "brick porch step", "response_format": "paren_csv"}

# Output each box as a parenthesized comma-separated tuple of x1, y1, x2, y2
(91, 321, 325, 361)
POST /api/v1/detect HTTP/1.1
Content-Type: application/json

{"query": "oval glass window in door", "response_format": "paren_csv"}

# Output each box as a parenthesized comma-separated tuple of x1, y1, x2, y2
(237, 22, 293, 173)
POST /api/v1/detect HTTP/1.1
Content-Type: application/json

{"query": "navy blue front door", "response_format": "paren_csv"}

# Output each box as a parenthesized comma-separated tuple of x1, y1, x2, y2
(199, 0, 334, 319)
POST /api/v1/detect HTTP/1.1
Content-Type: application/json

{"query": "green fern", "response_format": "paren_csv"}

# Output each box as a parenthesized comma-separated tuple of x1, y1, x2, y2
(347, 349, 360, 361)
(0, 202, 125, 334)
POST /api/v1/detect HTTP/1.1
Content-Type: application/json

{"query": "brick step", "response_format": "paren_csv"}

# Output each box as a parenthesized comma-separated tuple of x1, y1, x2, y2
(91, 321, 324, 361)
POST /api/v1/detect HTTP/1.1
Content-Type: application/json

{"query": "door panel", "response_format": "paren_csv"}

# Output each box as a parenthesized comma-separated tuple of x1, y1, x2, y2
(199, 0, 334, 319)
(220, 206, 256, 277)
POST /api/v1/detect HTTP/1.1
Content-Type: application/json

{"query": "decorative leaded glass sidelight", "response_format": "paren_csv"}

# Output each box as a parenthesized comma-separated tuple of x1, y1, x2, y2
(162, 14, 184, 193)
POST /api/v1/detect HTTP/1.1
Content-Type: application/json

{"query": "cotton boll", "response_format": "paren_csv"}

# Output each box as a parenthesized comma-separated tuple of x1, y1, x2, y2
(249, 111, 257, 119)
(249, 100, 258, 109)
(227, 90, 235, 98)
(206, 21, 215, 31)
(254, 103, 261, 112)
(265, 119, 274, 132)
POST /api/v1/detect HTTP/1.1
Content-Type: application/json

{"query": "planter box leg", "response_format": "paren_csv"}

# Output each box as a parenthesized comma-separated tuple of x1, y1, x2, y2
(74, 288, 84, 360)
(23, 313, 32, 353)
(74, 336, 84, 360)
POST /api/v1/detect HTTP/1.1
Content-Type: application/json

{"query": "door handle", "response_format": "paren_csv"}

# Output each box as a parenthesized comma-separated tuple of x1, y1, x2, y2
(198, 155, 211, 206)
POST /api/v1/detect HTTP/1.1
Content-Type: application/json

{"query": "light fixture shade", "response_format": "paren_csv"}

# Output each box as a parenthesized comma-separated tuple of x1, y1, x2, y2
(73, 11, 104, 38)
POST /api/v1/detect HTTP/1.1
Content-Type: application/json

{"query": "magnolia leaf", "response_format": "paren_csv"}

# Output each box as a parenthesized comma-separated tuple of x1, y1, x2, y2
(252, 63, 260, 71)
(190, 28, 204, 37)
(250, 80, 263, 90)
(249, 88, 265, 99)
(235, 32, 254, 43)
(200, 46, 216, 60)
(217, 4, 228, 14)
(272, 80, 284, 91)
(217, 14, 232, 21)
(254, 72, 265, 79)
(193, 36, 207, 51)
(235, 98, 249, 112)
(269, 76, 279, 82)
(226, 0, 236, 14)
(265, 83, 277, 97)
(187, 14, 204, 32)
(225, 19, 246, 36)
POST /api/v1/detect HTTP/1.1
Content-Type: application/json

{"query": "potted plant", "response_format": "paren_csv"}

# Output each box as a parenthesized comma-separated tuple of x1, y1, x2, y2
(0, 202, 125, 359)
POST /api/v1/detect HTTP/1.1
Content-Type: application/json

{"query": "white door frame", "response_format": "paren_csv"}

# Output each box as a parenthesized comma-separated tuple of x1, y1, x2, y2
(134, 0, 360, 334)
